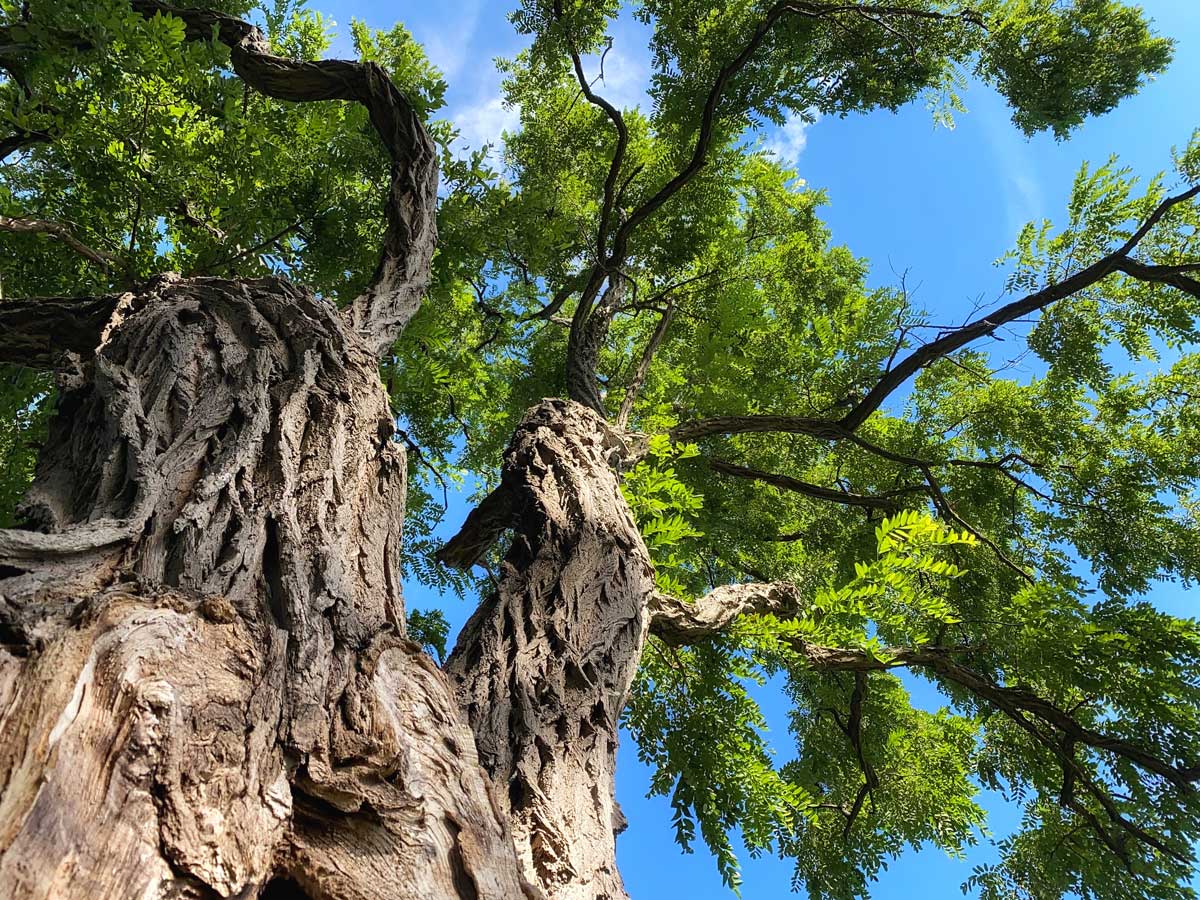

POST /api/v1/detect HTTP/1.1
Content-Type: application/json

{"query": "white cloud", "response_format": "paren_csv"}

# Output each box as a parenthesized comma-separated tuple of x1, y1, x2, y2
(451, 94, 521, 159)
(417, 0, 483, 82)
(763, 110, 821, 165)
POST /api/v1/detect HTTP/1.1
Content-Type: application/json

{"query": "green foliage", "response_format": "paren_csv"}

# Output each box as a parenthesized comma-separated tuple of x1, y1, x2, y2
(627, 513, 985, 895)
(978, 0, 1173, 139)
(0, 367, 52, 527)
(622, 434, 705, 597)
(3, 2, 1197, 899)
(406, 607, 450, 663)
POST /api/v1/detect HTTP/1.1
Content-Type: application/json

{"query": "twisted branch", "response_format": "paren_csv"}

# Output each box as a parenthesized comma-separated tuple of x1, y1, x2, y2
(127, 0, 437, 357)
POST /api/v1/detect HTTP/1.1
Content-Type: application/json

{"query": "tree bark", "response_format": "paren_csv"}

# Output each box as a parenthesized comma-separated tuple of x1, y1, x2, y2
(0, 275, 535, 899)
(439, 399, 655, 900)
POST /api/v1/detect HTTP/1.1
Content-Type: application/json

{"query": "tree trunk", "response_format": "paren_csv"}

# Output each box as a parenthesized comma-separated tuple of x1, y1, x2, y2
(0, 275, 537, 899)
(439, 400, 654, 900)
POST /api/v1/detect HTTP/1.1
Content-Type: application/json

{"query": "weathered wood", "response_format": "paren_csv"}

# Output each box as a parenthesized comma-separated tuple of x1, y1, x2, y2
(0, 276, 533, 899)
(442, 399, 656, 900)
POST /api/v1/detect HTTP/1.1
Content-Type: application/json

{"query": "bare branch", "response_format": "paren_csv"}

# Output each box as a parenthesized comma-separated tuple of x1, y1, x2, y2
(839, 183, 1200, 431)
(709, 458, 928, 510)
(0, 128, 51, 162)
(616, 304, 674, 429)
(435, 484, 516, 570)
(552, 1, 629, 262)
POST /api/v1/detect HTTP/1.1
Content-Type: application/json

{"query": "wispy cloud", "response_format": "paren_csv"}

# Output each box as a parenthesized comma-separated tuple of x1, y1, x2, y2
(762, 110, 821, 165)
(578, 41, 652, 112)
(451, 94, 521, 159)
(977, 92, 1045, 239)
(418, 0, 483, 82)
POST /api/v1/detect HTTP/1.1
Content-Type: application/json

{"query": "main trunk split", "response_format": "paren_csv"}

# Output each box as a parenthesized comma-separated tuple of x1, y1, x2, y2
(0, 276, 656, 899)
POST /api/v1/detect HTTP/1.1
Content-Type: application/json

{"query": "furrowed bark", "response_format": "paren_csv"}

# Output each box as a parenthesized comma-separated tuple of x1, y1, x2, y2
(440, 399, 657, 900)
(129, 0, 438, 358)
(0, 275, 532, 899)
(649, 581, 804, 646)
(0, 293, 123, 368)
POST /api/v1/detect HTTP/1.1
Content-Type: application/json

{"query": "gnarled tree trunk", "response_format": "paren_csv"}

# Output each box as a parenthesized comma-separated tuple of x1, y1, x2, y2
(0, 276, 654, 900)
(440, 400, 654, 900)
(0, 3, 662, 894)
(0, 275, 543, 899)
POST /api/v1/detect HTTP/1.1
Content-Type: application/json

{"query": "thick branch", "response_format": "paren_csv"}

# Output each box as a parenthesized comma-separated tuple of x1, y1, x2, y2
(567, 273, 625, 414)
(434, 483, 516, 569)
(0, 128, 51, 162)
(0, 293, 123, 367)
(649, 581, 805, 646)
(709, 458, 927, 510)
(671, 414, 846, 443)
(130, 0, 438, 358)
(1116, 257, 1200, 299)
(0, 214, 114, 268)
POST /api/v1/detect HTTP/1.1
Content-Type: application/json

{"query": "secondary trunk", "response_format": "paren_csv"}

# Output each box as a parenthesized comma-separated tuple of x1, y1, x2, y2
(440, 400, 655, 900)
(0, 275, 536, 899)
(0, 276, 654, 899)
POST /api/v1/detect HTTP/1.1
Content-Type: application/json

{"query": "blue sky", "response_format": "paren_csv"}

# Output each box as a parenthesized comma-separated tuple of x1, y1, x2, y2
(319, 2, 1200, 896)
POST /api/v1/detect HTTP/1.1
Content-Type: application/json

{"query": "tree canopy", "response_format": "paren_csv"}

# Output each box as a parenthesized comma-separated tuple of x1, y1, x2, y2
(2, 1, 1199, 898)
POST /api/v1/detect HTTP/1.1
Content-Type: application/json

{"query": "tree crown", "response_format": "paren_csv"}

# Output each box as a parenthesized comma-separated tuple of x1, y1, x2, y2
(2, 1, 1198, 898)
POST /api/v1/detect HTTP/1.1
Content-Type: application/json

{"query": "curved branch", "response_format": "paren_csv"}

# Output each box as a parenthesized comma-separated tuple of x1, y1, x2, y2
(670, 184, 1200, 441)
(562, 2, 986, 418)
(130, 0, 438, 358)
(0, 128, 51, 162)
(0, 214, 114, 268)
(650, 586, 1196, 861)
(553, 1, 628, 262)
(608, 1, 985, 264)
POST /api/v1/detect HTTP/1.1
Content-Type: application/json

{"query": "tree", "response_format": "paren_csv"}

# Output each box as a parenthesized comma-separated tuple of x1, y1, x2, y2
(0, 0, 1196, 898)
